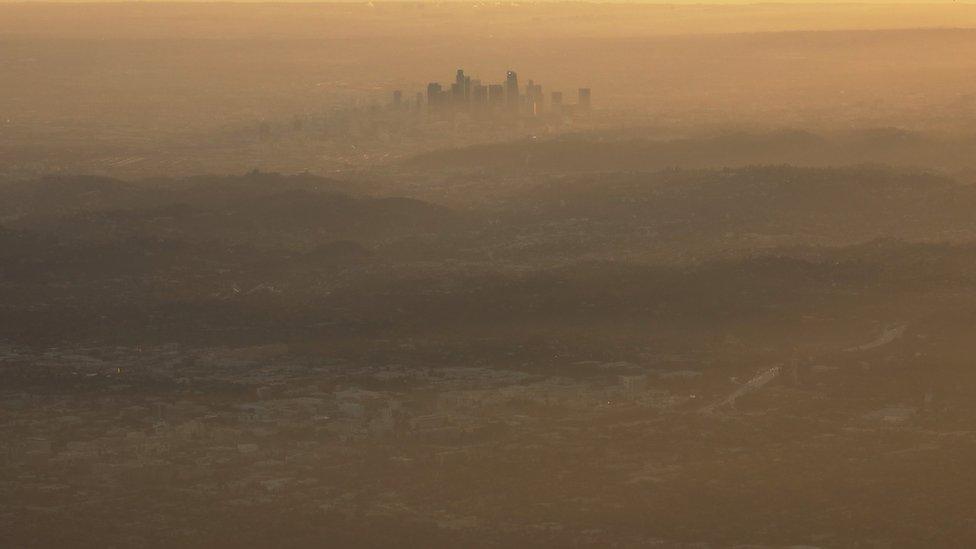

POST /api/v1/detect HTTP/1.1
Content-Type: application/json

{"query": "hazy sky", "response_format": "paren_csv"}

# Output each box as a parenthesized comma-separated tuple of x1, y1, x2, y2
(3, 0, 976, 3)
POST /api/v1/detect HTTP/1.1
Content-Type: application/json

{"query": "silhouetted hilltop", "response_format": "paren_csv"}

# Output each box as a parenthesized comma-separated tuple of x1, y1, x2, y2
(6, 166, 976, 347)
(0, 172, 459, 247)
(0, 175, 156, 218)
(0, 172, 357, 218)
(495, 166, 976, 253)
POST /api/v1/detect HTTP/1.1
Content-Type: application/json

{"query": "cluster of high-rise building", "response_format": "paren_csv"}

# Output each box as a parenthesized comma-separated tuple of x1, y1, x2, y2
(392, 69, 590, 119)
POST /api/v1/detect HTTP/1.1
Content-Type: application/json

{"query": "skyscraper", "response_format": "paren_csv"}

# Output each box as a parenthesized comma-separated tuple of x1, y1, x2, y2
(488, 84, 505, 108)
(451, 82, 464, 104)
(455, 69, 471, 107)
(551, 91, 563, 115)
(578, 88, 591, 111)
(526, 80, 543, 116)
(471, 80, 488, 108)
(505, 70, 519, 114)
(427, 82, 444, 113)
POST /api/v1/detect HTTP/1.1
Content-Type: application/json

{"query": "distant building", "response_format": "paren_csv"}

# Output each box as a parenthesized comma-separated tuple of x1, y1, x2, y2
(471, 81, 488, 109)
(414, 70, 587, 119)
(550, 91, 564, 115)
(526, 80, 544, 116)
(451, 82, 464, 105)
(392, 90, 402, 108)
(505, 70, 520, 113)
(488, 84, 505, 107)
(578, 88, 591, 111)
(426, 82, 445, 113)
(456, 69, 470, 102)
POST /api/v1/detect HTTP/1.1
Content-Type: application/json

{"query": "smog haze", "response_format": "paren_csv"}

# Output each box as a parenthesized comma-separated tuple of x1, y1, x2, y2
(4, 2, 976, 547)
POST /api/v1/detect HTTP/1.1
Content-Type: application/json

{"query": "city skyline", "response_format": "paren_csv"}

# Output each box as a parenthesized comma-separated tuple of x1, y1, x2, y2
(400, 68, 591, 119)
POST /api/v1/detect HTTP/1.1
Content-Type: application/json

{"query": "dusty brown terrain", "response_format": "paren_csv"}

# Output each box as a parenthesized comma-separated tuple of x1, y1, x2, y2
(5, 3, 976, 547)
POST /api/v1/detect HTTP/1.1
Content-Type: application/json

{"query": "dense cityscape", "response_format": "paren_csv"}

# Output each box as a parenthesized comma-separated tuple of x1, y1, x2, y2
(396, 69, 591, 121)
